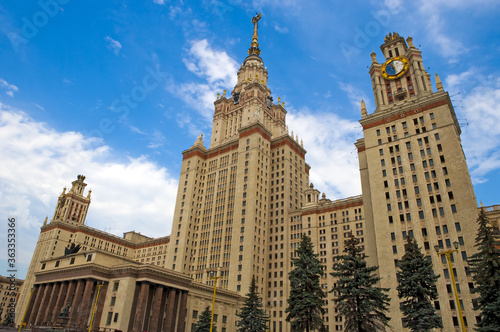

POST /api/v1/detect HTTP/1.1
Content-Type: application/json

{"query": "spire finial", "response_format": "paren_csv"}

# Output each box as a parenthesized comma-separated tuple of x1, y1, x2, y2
(361, 99, 367, 117)
(435, 72, 444, 92)
(248, 13, 262, 56)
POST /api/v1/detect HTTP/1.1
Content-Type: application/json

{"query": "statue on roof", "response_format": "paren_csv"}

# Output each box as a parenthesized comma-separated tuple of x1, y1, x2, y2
(248, 13, 262, 55)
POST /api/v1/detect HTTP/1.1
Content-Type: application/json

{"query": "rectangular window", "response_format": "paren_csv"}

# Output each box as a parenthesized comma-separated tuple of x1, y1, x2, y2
(451, 204, 457, 213)
(106, 312, 113, 325)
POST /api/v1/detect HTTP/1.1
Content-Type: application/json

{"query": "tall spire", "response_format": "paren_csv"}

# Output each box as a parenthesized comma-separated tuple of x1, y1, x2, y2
(248, 13, 262, 56)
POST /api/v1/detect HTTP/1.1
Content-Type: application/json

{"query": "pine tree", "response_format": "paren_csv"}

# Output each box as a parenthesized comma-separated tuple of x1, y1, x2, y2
(193, 306, 214, 332)
(286, 234, 326, 332)
(330, 233, 390, 332)
(236, 275, 269, 332)
(396, 236, 443, 331)
(468, 208, 500, 331)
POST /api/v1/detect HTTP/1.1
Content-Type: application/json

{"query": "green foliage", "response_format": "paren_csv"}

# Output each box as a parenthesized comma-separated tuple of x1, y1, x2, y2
(396, 236, 443, 331)
(193, 306, 214, 332)
(286, 234, 326, 332)
(318, 324, 329, 332)
(236, 275, 269, 332)
(330, 234, 390, 332)
(468, 208, 500, 331)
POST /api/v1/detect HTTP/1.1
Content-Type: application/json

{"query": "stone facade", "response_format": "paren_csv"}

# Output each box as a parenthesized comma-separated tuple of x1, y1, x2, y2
(0, 275, 23, 324)
(16, 20, 498, 332)
(23, 250, 239, 332)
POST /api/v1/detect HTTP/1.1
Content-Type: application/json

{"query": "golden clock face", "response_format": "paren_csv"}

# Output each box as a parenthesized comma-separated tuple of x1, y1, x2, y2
(381, 56, 409, 80)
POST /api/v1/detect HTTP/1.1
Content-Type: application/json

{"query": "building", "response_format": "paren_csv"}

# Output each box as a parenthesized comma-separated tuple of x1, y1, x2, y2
(355, 32, 480, 331)
(16, 15, 496, 332)
(0, 275, 23, 324)
(15, 175, 241, 332)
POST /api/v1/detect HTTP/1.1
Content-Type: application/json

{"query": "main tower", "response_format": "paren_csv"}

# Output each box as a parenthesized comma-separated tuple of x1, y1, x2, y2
(357, 33, 479, 331)
(165, 15, 309, 319)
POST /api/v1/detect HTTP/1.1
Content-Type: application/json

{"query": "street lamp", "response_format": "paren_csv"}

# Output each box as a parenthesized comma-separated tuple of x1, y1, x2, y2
(209, 271, 221, 332)
(434, 241, 466, 332)
(88, 281, 105, 332)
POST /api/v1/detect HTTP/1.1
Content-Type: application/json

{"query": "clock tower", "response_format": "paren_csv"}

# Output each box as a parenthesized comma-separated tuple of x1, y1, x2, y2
(357, 33, 479, 331)
(369, 32, 433, 112)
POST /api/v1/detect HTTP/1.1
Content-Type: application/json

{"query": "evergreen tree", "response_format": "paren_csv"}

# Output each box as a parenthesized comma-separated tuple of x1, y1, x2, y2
(468, 208, 500, 331)
(236, 275, 269, 332)
(396, 236, 443, 331)
(330, 233, 390, 332)
(193, 306, 214, 332)
(286, 234, 326, 332)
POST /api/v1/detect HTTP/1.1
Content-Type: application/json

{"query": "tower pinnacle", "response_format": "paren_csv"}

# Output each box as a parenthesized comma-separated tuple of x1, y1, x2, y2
(248, 13, 262, 56)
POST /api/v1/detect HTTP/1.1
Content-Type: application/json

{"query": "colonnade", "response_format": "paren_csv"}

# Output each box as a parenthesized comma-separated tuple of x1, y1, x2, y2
(24, 279, 108, 330)
(23, 279, 188, 332)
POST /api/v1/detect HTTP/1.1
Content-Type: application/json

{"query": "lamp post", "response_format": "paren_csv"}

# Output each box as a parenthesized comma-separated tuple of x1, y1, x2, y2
(88, 281, 104, 332)
(209, 271, 221, 332)
(434, 241, 466, 332)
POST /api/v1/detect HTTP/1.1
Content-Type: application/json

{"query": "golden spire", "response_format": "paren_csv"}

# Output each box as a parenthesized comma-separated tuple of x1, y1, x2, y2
(248, 13, 262, 56)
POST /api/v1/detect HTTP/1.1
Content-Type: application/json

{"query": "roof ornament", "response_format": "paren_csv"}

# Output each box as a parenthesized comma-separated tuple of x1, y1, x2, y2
(248, 13, 262, 56)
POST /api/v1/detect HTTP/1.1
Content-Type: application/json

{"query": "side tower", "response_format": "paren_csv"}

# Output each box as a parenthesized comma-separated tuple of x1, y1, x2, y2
(15, 175, 91, 325)
(166, 15, 310, 326)
(357, 33, 479, 331)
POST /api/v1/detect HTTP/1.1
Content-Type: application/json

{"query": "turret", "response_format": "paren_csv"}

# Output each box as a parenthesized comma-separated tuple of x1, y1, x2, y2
(51, 175, 91, 225)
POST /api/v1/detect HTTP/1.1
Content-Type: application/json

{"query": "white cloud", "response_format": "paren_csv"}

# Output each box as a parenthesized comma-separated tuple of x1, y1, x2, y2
(445, 71, 500, 184)
(105, 36, 122, 55)
(147, 129, 166, 149)
(445, 67, 476, 92)
(183, 39, 238, 86)
(287, 108, 362, 199)
(412, 1, 500, 62)
(339, 82, 372, 113)
(383, 0, 403, 14)
(167, 39, 238, 121)
(0, 78, 18, 97)
(34, 103, 45, 111)
(0, 104, 178, 277)
(274, 23, 289, 33)
(423, 13, 467, 62)
(153, 0, 167, 4)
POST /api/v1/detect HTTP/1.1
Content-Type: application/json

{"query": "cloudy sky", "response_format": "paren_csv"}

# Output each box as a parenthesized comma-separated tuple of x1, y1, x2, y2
(1, 0, 499, 277)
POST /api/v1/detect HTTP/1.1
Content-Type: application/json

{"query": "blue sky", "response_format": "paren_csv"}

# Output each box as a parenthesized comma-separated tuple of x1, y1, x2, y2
(1, 0, 499, 278)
